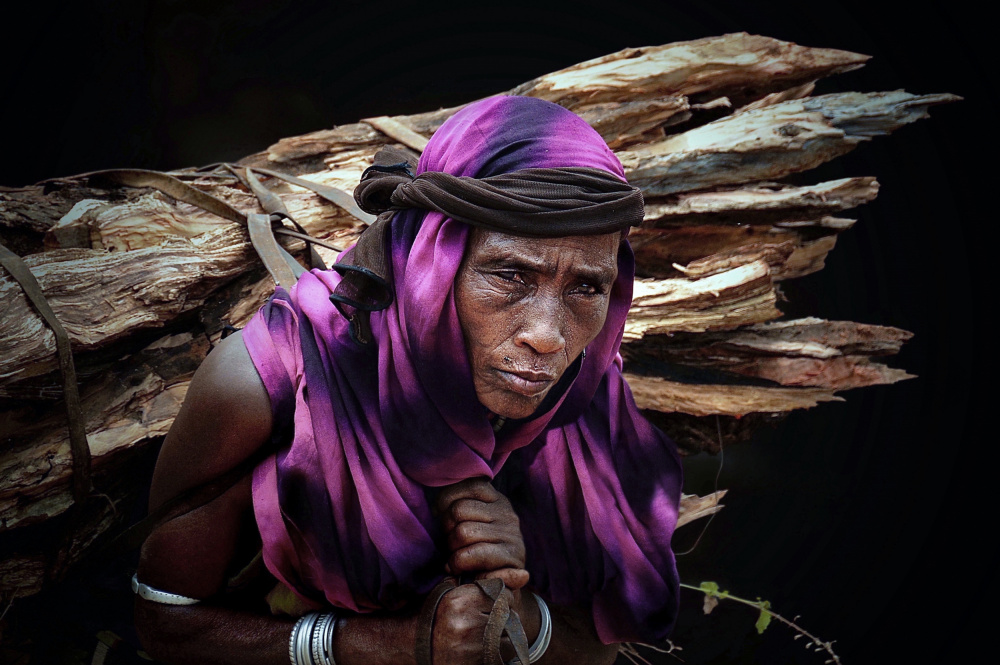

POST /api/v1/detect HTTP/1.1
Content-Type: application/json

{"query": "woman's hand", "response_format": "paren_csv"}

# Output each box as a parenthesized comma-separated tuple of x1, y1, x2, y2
(430, 581, 535, 665)
(435, 477, 529, 590)
(429, 583, 504, 665)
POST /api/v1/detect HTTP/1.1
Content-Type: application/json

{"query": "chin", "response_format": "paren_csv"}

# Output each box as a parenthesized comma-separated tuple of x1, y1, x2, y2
(482, 392, 548, 421)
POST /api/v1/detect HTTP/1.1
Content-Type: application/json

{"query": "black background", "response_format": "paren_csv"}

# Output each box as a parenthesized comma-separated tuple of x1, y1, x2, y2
(2, 1, 991, 663)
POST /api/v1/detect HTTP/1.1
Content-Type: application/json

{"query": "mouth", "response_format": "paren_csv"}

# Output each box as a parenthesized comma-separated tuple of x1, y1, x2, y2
(494, 368, 558, 397)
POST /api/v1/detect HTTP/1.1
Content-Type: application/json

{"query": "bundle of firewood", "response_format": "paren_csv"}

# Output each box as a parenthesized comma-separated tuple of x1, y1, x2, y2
(0, 33, 957, 600)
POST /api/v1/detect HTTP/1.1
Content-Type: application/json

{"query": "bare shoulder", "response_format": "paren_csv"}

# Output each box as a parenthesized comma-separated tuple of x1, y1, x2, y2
(148, 330, 274, 510)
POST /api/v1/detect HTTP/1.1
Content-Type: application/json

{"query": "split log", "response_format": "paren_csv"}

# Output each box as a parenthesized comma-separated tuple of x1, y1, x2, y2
(641, 178, 878, 227)
(0, 225, 286, 385)
(630, 218, 853, 280)
(623, 317, 914, 390)
(641, 410, 789, 457)
(0, 333, 203, 531)
(255, 33, 871, 169)
(620, 91, 958, 196)
(624, 261, 781, 340)
(509, 33, 868, 108)
(625, 373, 842, 418)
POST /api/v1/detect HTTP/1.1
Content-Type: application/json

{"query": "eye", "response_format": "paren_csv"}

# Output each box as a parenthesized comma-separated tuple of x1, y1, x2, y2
(571, 282, 604, 296)
(495, 270, 525, 284)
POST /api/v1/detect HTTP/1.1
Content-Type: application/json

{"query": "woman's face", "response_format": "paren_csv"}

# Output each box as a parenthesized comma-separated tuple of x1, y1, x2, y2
(455, 228, 620, 420)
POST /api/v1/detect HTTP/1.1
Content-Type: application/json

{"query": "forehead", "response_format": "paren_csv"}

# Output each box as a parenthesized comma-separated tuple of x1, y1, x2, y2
(462, 228, 620, 274)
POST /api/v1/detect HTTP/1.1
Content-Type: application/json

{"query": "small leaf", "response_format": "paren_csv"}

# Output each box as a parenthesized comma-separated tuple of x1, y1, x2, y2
(703, 594, 719, 615)
(755, 600, 772, 634)
(699, 581, 720, 595)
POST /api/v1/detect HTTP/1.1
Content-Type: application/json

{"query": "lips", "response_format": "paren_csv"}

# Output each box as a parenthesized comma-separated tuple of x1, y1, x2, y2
(494, 367, 558, 397)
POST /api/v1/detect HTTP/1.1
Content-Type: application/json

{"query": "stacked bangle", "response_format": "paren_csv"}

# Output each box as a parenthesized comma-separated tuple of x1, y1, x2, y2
(289, 611, 339, 665)
(529, 592, 553, 663)
(511, 592, 552, 664)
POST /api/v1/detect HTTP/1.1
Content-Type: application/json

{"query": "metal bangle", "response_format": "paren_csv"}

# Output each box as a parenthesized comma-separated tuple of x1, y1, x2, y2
(131, 573, 201, 606)
(323, 616, 339, 665)
(528, 593, 552, 663)
(289, 614, 308, 665)
(298, 612, 321, 665)
(312, 613, 336, 665)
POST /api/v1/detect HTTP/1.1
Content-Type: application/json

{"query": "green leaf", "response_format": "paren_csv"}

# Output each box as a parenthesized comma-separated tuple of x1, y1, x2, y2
(699, 581, 720, 595)
(755, 600, 772, 634)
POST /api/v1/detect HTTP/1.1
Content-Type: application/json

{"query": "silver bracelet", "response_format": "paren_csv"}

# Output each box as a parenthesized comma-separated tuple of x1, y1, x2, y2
(131, 573, 201, 606)
(312, 613, 339, 665)
(289, 611, 338, 665)
(289, 614, 309, 665)
(528, 593, 552, 663)
(324, 615, 339, 665)
(301, 612, 321, 665)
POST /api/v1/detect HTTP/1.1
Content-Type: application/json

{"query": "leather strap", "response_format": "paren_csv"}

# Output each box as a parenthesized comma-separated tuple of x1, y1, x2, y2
(475, 578, 531, 665)
(241, 165, 376, 226)
(245, 168, 325, 270)
(0, 242, 92, 504)
(247, 212, 300, 289)
(415, 577, 459, 665)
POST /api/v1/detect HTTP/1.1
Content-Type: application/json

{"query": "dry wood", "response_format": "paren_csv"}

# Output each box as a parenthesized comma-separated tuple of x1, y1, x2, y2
(623, 317, 913, 390)
(677, 490, 727, 529)
(642, 178, 878, 227)
(626, 373, 842, 417)
(620, 91, 958, 196)
(624, 260, 781, 340)
(629, 218, 852, 280)
(255, 33, 871, 168)
(642, 410, 788, 456)
(509, 33, 867, 109)
(0, 333, 202, 532)
(0, 224, 306, 385)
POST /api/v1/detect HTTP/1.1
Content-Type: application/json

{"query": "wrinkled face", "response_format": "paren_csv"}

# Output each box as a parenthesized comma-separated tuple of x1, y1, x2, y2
(455, 228, 620, 420)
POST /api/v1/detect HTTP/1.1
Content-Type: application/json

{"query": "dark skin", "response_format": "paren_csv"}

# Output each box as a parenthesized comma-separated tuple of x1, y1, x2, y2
(135, 229, 623, 665)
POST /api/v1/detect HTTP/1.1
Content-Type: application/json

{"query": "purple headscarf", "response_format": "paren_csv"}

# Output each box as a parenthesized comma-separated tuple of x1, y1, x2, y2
(243, 95, 682, 643)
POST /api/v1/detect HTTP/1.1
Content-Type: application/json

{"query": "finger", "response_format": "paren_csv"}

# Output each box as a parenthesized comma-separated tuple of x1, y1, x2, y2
(440, 498, 495, 533)
(446, 519, 505, 552)
(478, 568, 530, 590)
(436, 477, 500, 513)
(449, 542, 525, 576)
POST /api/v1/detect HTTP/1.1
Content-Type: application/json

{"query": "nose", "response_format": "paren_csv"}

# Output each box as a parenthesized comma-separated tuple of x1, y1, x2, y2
(514, 295, 566, 356)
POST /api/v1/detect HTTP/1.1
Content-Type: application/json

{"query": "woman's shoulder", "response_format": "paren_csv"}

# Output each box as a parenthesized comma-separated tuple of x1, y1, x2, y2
(148, 330, 274, 510)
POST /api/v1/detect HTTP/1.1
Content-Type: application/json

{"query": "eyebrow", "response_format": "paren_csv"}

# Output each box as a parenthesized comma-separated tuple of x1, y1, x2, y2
(478, 254, 616, 285)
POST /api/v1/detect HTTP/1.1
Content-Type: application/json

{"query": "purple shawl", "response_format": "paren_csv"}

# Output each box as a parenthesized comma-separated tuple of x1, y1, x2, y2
(243, 95, 682, 643)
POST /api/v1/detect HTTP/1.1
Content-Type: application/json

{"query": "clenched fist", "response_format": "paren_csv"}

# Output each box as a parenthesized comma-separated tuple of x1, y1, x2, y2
(436, 477, 529, 590)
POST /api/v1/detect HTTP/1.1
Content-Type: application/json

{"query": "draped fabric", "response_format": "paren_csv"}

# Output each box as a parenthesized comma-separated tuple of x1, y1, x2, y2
(244, 95, 683, 643)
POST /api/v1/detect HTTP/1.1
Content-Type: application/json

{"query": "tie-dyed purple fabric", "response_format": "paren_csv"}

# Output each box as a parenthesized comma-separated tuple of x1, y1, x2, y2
(243, 95, 682, 643)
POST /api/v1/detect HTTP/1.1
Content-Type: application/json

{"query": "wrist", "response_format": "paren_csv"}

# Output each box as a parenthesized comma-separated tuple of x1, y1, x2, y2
(336, 610, 419, 665)
(501, 591, 550, 664)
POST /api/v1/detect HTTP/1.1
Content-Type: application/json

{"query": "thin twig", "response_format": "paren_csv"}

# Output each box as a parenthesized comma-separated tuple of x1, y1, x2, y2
(679, 582, 841, 664)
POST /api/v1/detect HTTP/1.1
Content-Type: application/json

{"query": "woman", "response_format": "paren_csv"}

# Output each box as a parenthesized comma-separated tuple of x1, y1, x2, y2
(134, 95, 683, 665)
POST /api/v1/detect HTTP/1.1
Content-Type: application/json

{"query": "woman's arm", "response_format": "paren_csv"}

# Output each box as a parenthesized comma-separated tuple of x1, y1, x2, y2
(135, 333, 423, 665)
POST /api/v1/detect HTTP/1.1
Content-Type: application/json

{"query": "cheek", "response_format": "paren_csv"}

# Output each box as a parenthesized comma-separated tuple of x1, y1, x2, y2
(456, 278, 519, 355)
(568, 297, 611, 348)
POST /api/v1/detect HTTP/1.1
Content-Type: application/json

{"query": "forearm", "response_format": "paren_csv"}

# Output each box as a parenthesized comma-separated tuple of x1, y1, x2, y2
(135, 598, 420, 665)
(536, 600, 618, 665)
